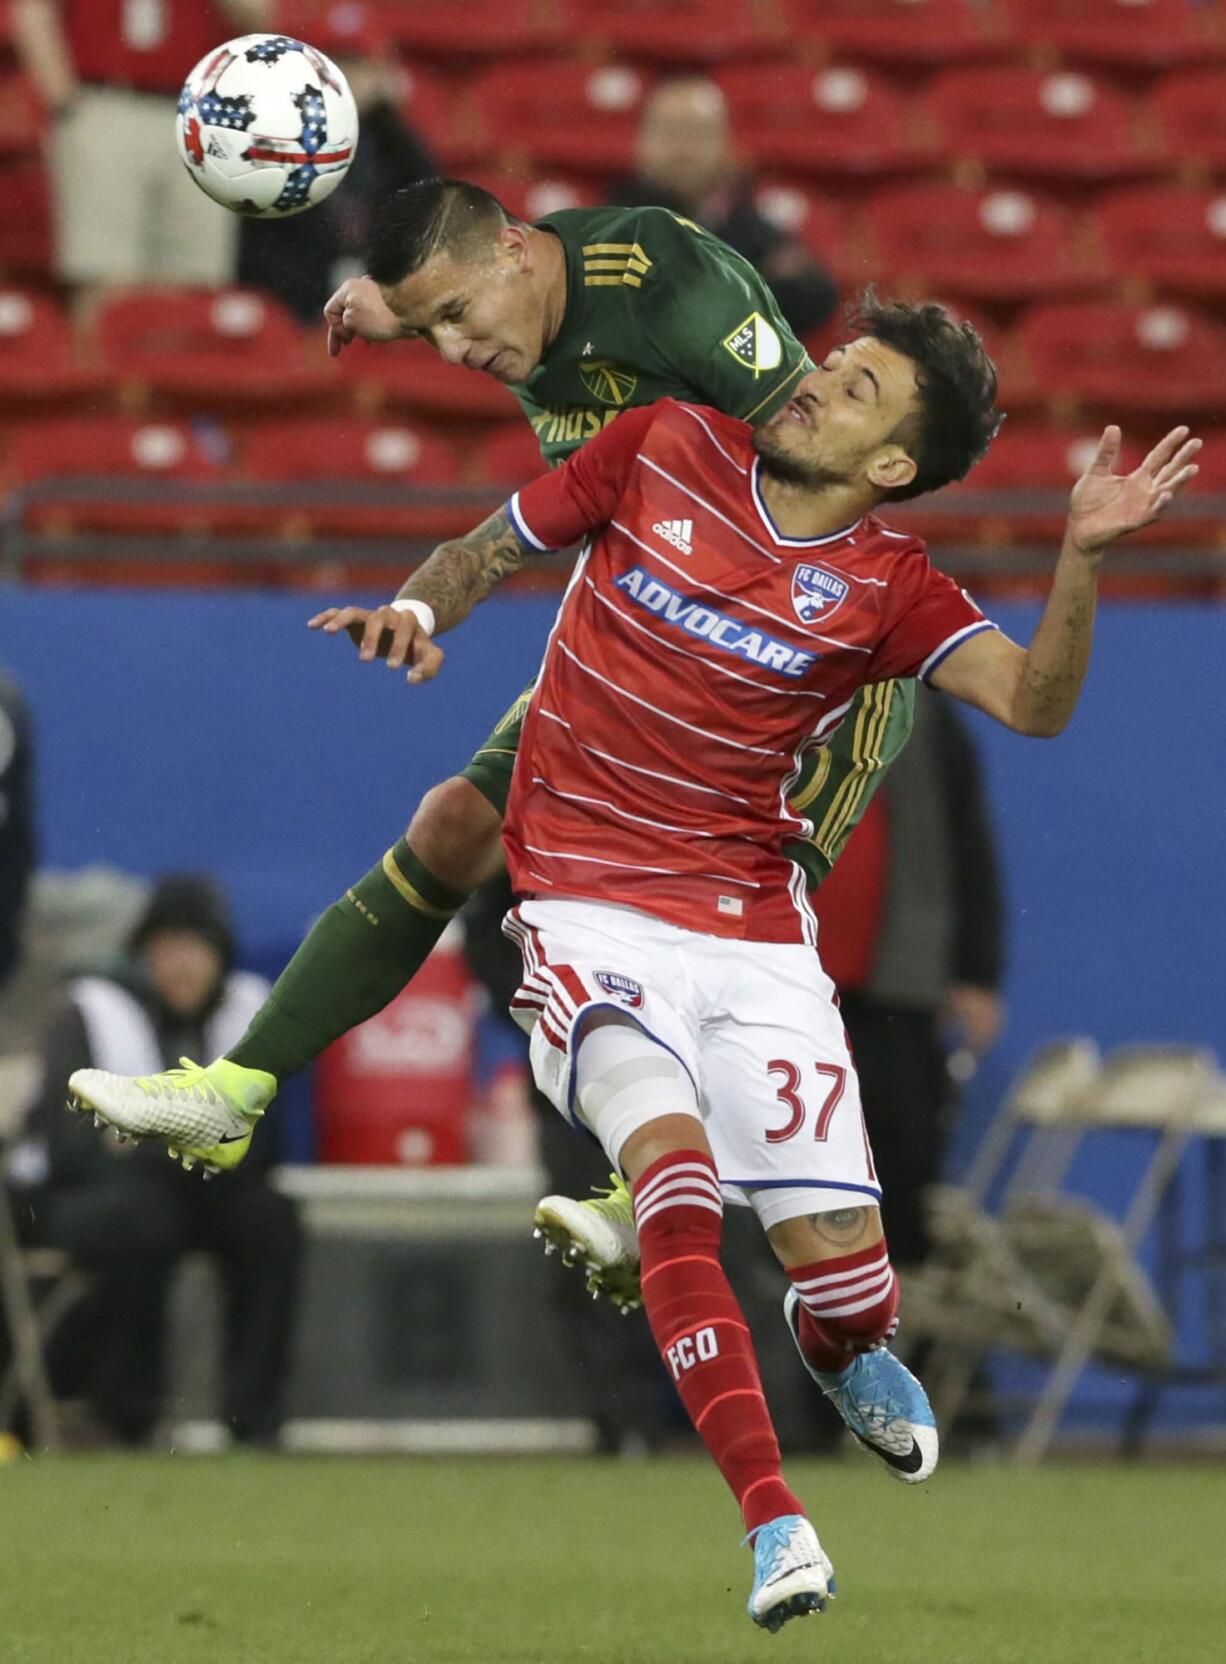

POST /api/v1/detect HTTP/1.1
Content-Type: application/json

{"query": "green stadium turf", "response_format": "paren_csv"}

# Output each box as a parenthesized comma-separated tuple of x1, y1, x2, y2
(3, 1454, 1223, 1663)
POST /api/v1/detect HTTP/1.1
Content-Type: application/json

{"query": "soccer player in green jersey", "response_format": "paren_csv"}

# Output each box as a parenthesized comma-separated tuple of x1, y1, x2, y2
(69, 178, 911, 1171)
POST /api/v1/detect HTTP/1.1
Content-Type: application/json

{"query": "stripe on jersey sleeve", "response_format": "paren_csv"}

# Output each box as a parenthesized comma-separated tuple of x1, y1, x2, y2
(506, 492, 553, 553)
(918, 619, 999, 683)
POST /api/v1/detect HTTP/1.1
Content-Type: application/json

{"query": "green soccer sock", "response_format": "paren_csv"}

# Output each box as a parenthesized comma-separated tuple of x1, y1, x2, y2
(226, 838, 467, 1085)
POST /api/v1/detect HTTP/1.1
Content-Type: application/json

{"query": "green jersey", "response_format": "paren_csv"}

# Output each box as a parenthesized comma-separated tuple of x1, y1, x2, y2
(462, 203, 915, 894)
(513, 204, 812, 463)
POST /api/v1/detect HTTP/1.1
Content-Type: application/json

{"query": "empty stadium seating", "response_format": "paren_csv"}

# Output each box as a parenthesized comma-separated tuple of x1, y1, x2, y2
(1016, 299, 1226, 415)
(0, 5, 1221, 592)
(1094, 186, 1226, 300)
(242, 419, 469, 540)
(1000, 0, 1223, 72)
(785, 0, 1010, 68)
(928, 66, 1160, 181)
(93, 288, 334, 411)
(718, 65, 937, 180)
(860, 183, 1102, 302)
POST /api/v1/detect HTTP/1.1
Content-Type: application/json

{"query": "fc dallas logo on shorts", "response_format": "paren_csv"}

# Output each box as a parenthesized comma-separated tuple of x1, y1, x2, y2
(595, 971, 645, 1008)
(792, 563, 850, 626)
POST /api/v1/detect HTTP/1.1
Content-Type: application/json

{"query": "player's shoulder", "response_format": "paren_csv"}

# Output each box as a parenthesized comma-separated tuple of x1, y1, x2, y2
(640, 398, 755, 458)
(539, 203, 725, 280)
(860, 512, 930, 564)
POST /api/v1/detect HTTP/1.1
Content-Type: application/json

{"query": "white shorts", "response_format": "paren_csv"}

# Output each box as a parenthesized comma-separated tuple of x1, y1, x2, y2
(505, 897, 881, 1227)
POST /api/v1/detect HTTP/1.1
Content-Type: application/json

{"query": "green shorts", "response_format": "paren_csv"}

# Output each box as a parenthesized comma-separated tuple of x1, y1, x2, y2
(461, 678, 916, 894)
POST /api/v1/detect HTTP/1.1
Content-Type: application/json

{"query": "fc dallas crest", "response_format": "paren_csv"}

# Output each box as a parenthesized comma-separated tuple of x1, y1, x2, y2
(792, 563, 849, 626)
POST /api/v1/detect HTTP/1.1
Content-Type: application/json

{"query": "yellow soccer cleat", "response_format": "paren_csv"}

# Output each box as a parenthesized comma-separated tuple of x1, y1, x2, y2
(533, 1173, 642, 1311)
(68, 1057, 275, 1176)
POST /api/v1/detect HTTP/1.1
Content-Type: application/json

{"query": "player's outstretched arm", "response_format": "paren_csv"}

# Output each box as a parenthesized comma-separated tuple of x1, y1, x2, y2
(930, 424, 1201, 736)
(324, 275, 404, 357)
(307, 507, 529, 684)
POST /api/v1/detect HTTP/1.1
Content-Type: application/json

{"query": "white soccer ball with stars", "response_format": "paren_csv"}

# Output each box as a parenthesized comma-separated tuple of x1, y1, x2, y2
(176, 34, 359, 218)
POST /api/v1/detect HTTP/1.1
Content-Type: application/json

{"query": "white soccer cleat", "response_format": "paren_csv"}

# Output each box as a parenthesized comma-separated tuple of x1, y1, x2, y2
(532, 1174, 642, 1311)
(67, 1057, 274, 1176)
(746, 1514, 835, 1632)
(784, 1288, 939, 1483)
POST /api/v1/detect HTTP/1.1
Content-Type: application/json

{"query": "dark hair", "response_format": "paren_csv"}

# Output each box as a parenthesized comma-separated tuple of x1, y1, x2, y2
(127, 873, 235, 970)
(853, 290, 1002, 501)
(366, 178, 519, 287)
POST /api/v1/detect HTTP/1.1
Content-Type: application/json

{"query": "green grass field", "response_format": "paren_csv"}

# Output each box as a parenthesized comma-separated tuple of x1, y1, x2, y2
(3, 1453, 1223, 1664)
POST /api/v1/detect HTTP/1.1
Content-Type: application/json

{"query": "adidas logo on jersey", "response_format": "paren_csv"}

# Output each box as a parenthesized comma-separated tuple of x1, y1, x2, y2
(653, 518, 693, 555)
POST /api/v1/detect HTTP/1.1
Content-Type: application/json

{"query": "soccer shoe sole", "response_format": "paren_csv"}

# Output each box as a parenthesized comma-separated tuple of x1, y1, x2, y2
(532, 1197, 642, 1312)
(66, 1077, 253, 1179)
(754, 1586, 832, 1634)
(783, 1289, 938, 1484)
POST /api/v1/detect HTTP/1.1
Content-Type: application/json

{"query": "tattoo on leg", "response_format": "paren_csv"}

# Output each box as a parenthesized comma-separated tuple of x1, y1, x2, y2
(809, 1206, 868, 1248)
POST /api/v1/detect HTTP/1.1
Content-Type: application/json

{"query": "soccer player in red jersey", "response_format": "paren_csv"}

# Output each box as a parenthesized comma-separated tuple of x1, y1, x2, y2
(301, 296, 1197, 1629)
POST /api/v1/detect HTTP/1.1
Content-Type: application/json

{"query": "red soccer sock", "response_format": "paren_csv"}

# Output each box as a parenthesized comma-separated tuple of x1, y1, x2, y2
(633, 1149, 803, 1534)
(787, 1241, 900, 1374)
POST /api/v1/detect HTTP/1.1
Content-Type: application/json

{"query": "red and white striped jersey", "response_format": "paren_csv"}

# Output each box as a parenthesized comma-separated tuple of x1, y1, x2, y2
(502, 400, 996, 944)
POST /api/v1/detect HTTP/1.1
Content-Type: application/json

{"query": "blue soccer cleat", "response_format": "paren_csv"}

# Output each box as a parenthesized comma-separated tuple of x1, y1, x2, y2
(745, 1513, 835, 1632)
(784, 1288, 939, 1483)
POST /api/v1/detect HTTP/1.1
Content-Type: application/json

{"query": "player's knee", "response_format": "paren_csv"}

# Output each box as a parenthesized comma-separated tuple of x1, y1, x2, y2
(406, 776, 504, 890)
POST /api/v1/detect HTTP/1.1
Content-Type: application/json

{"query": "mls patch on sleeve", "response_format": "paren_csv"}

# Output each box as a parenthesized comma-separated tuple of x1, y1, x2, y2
(722, 312, 783, 377)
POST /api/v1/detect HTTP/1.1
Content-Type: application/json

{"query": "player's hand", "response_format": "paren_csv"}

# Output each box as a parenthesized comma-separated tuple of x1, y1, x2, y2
(1068, 424, 1201, 555)
(323, 276, 402, 358)
(307, 605, 445, 684)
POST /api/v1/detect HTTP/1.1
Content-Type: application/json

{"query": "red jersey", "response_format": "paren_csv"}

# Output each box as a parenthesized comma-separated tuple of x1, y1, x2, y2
(65, 1, 228, 94)
(502, 400, 996, 945)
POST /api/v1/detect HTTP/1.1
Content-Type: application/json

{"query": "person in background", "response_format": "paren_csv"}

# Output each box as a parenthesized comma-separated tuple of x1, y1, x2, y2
(13, 874, 301, 1446)
(0, 670, 36, 1001)
(608, 75, 839, 341)
(809, 687, 1007, 1281)
(238, 4, 436, 322)
(11, 1, 271, 310)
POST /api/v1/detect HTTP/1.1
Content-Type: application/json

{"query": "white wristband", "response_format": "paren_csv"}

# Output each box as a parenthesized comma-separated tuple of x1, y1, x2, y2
(390, 598, 435, 637)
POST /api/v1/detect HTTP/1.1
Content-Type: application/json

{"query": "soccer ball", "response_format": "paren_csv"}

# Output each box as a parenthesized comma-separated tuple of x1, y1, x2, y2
(176, 34, 359, 218)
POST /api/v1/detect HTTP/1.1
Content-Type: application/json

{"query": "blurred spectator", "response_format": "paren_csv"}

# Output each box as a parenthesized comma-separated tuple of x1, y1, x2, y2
(11, 874, 301, 1447)
(811, 688, 1007, 1275)
(607, 76, 838, 340)
(11, 1, 272, 303)
(0, 671, 36, 999)
(239, 5, 436, 322)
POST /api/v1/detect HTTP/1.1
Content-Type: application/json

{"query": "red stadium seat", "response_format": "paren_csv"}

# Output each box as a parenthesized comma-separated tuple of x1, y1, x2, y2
(91, 291, 329, 411)
(467, 169, 602, 225)
(1094, 187, 1226, 301)
(893, 422, 1139, 545)
(0, 73, 44, 158)
(372, 0, 568, 61)
(0, 288, 108, 409)
(471, 422, 550, 489)
(1000, 0, 1220, 72)
(8, 416, 225, 535)
(928, 66, 1158, 182)
(717, 64, 937, 180)
(0, 161, 52, 277)
(859, 183, 1101, 304)
(339, 337, 520, 421)
(784, 0, 1009, 68)
(243, 418, 467, 540)
(94, 289, 332, 410)
(1150, 70, 1226, 175)
(563, 0, 771, 65)
(456, 61, 652, 175)
(752, 184, 853, 283)
(1015, 299, 1226, 415)
(390, 64, 456, 161)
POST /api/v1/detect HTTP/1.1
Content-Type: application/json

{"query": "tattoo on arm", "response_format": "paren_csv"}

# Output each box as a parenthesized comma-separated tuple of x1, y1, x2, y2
(808, 1206, 869, 1248)
(396, 507, 528, 634)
